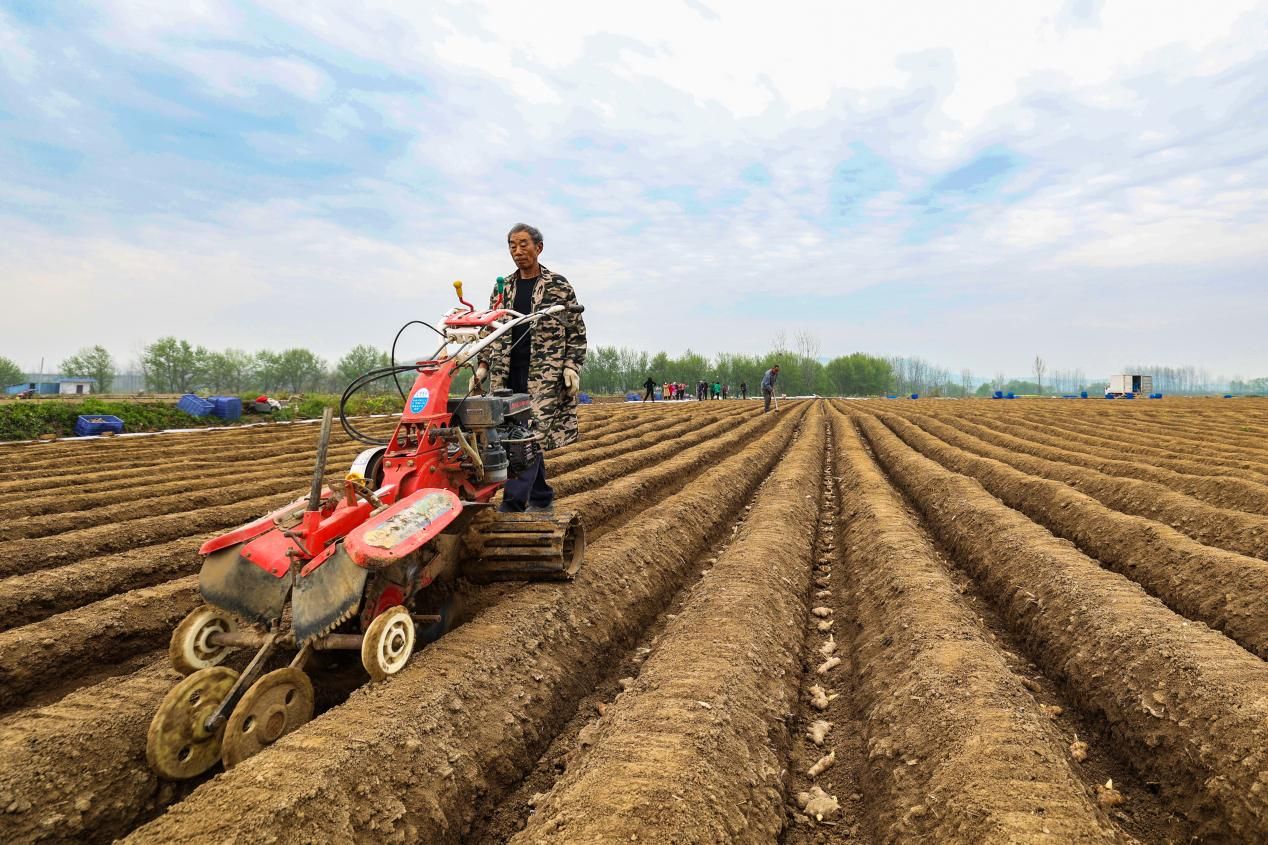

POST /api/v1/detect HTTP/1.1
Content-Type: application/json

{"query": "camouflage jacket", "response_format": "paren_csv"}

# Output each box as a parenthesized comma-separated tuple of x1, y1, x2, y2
(478, 265, 587, 450)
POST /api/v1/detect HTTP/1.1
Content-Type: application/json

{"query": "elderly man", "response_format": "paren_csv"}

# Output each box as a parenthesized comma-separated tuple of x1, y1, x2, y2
(472, 223, 587, 511)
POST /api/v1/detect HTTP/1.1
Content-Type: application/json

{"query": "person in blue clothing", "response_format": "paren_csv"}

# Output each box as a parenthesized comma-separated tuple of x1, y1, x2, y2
(761, 365, 780, 412)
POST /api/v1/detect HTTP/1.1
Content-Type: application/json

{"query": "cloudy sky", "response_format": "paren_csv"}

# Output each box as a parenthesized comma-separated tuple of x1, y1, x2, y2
(2, 0, 1267, 379)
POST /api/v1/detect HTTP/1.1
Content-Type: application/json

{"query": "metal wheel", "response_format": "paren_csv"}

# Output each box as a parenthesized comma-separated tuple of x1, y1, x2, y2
(221, 668, 315, 769)
(146, 666, 239, 780)
(361, 605, 416, 681)
(414, 581, 461, 647)
(170, 606, 238, 675)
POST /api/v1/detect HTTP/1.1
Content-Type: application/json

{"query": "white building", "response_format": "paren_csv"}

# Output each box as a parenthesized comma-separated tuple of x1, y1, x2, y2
(57, 378, 96, 395)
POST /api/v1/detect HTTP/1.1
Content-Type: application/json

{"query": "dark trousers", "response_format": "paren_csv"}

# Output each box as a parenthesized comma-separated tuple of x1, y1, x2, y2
(763, 388, 773, 412)
(501, 453, 553, 511)
(644, 387, 654, 402)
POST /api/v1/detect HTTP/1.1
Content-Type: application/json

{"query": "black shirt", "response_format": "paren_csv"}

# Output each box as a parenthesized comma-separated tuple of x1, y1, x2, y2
(508, 276, 538, 394)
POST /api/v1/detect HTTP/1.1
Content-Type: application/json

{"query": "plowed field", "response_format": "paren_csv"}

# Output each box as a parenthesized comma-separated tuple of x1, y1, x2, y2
(1, 397, 1266, 844)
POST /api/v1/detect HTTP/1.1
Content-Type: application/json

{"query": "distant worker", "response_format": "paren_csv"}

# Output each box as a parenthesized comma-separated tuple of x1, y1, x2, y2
(722, 383, 729, 400)
(712, 380, 721, 400)
(643, 376, 656, 402)
(472, 223, 587, 512)
(761, 366, 779, 412)
(697, 380, 707, 401)
(740, 381, 748, 400)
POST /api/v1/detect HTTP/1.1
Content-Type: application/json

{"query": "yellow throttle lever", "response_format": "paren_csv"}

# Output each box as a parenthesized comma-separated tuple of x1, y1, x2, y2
(454, 279, 473, 311)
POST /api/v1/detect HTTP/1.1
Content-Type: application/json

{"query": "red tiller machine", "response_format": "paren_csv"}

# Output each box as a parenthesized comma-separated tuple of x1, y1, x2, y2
(147, 281, 586, 779)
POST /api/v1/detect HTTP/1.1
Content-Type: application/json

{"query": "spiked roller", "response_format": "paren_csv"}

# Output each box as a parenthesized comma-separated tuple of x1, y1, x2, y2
(460, 510, 585, 582)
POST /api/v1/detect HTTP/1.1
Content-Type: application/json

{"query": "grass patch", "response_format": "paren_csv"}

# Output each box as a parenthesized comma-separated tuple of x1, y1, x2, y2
(0, 394, 403, 441)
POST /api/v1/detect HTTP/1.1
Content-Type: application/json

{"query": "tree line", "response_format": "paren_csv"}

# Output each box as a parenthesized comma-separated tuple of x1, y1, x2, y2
(4, 342, 1264, 398)
(0, 341, 398, 396)
(138, 339, 399, 394)
(584, 346, 980, 397)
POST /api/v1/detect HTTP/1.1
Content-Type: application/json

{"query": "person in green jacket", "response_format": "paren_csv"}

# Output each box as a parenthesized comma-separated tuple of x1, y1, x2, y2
(711, 380, 721, 400)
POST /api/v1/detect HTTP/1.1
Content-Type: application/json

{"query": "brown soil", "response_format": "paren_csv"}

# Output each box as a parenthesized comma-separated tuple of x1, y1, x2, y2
(118, 406, 808, 844)
(3, 400, 1268, 843)
(0, 404, 802, 844)
(922, 410, 1268, 515)
(892, 410, 1268, 560)
(812, 405, 1127, 842)
(855, 411, 1268, 842)
(879, 412, 1268, 659)
(963, 411, 1268, 482)
(512, 404, 825, 843)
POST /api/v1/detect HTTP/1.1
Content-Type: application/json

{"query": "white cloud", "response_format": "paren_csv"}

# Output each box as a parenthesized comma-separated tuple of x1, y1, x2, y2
(0, 9, 37, 83)
(2, 0, 1268, 379)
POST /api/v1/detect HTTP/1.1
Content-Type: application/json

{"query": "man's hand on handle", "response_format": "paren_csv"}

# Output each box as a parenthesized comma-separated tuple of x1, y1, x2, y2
(470, 362, 489, 395)
(563, 365, 580, 397)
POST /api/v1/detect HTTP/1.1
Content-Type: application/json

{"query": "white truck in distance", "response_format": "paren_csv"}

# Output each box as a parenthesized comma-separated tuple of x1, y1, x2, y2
(1106, 374, 1153, 398)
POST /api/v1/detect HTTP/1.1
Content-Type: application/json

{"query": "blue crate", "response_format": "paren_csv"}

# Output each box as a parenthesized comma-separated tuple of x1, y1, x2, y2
(209, 395, 243, 420)
(577, 392, 593, 405)
(177, 393, 215, 417)
(993, 390, 1004, 399)
(74, 414, 124, 437)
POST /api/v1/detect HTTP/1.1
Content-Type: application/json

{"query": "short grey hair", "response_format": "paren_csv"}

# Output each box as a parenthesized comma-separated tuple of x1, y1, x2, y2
(507, 223, 543, 246)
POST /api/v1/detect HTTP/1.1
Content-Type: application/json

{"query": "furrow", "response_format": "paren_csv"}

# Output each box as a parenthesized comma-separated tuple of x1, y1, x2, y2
(856, 412, 1268, 842)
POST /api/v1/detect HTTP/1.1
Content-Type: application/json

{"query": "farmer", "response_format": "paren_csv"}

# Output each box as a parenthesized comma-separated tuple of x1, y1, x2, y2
(472, 223, 588, 512)
(643, 376, 656, 402)
(712, 380, 722, 400)
(740, 381, 748, 400)
(761, 366, 780, 412)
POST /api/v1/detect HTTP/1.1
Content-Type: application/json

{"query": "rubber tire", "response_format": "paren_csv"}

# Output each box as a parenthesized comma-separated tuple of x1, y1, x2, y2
(170, 606, 238, 676)
(361, 606, 416, 682)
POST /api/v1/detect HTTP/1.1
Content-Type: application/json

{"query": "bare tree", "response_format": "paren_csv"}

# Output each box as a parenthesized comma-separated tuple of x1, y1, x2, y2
(770, 331, 788, 354)
(794, 331, 821, 361)
(960, 368, 973, 397)
(793, 331, 821, 395)
(1033, 355, 1047, 395)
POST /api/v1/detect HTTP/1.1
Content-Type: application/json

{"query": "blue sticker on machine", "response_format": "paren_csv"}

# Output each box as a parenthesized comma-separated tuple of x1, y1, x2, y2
(409, 387, 431, 414)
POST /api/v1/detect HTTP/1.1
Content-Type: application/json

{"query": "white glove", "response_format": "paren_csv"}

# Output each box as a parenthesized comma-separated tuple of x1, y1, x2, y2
(563, 366, 580, 397)
(469, 362, 488, 395)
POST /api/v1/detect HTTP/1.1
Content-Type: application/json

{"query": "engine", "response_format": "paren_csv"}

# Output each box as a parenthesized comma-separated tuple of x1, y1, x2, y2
(446, 390, 541, 482)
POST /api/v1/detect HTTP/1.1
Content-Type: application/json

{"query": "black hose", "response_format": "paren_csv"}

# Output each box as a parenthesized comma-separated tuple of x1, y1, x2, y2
(339, 364, 421, 445)
(390, 320, 445, 399)
(342, 310, 573, 446)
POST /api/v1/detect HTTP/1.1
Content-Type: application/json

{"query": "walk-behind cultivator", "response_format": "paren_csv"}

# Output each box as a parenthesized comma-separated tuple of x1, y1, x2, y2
(147, 281, 586, 779)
